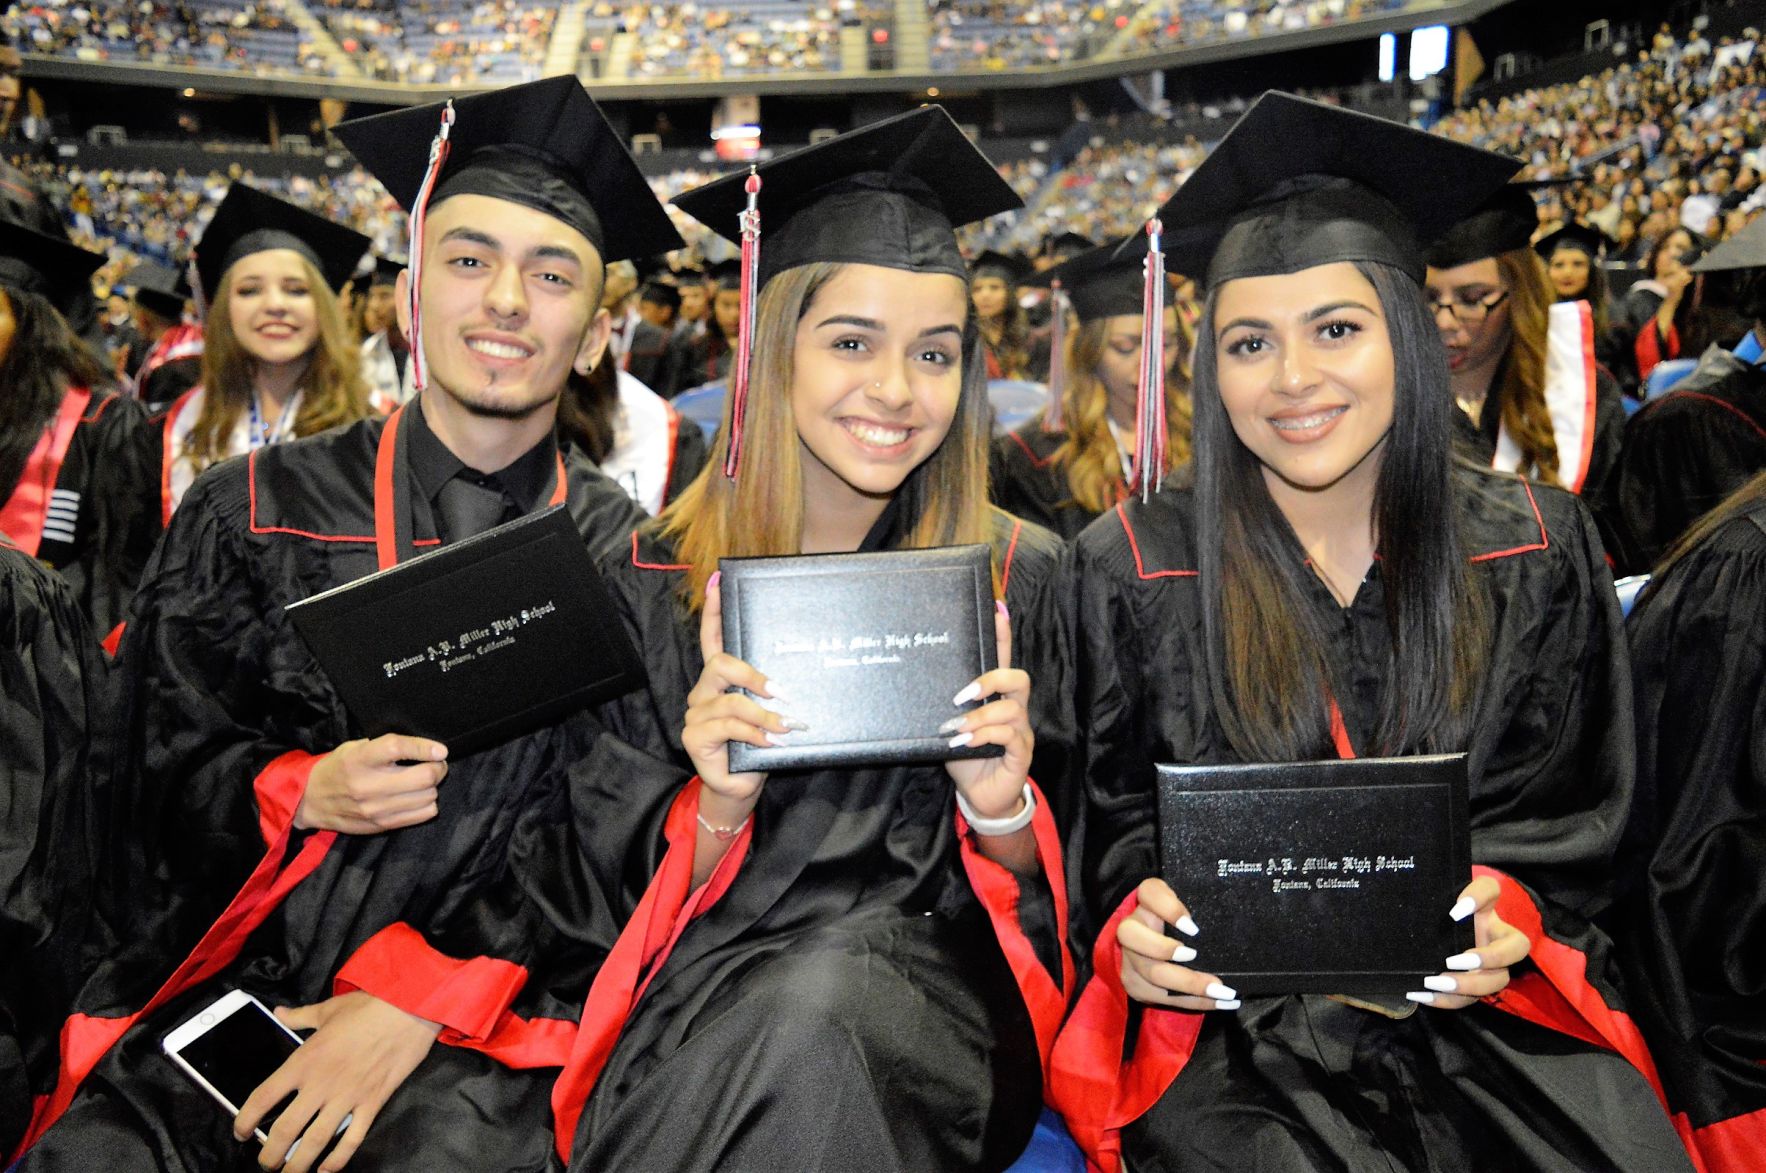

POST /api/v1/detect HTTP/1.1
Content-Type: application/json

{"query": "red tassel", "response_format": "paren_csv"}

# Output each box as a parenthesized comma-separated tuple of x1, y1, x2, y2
(1130, 218, 1167, 502)
(1041, 278, 1067, 433)
(723, 169, 762, 479)
(405, 100, 456, 396)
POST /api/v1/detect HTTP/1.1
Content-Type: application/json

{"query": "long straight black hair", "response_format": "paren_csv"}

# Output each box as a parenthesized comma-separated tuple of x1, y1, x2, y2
(1192, 260, 1490, 761)
(0, 287, 111, 503)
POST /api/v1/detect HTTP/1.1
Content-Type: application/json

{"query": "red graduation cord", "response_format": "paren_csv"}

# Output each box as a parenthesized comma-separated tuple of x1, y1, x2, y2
(1130, 218, 1168, 502)
(405, 100, 456, 396)
(723, 168, 762, 479)
(1041, 277, 1068, 432)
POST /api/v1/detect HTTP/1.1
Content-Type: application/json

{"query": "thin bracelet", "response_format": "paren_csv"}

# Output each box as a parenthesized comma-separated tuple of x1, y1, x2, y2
(956, 783, 1035, 836)
(697, 812, 751, 842)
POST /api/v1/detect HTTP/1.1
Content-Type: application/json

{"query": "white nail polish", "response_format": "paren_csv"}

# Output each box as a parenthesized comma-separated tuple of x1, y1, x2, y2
(1405, 991, 1436, 1004)
(937, 716, 965, 735)
(763, 687, 791, 706)
(1175, 914, 1200, 937)
(1445, 951, 1482, 971)
(1170, 942, 1197, 964)
(1213, 999, 1241, 1011)
(1449, 895, 1477, 921)
(780, 718, 810, 732)
(1204, 981, 1237, 1002)
(952, 681, 982, 706)
(1423, 975, 1458, 993)
(948, 732, 974, 749)
(764, 732, 790, 747)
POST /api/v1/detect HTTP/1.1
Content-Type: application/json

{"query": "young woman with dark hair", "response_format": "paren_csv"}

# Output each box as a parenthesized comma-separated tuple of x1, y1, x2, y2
(545, 108, 1072, 1170)
(970, 249, 1032, 379)
(990, 243, 1193, 540)
(157, 184, 372, 521)
(0, 222, 157, 633)
(1047, 93, 1690, 1172)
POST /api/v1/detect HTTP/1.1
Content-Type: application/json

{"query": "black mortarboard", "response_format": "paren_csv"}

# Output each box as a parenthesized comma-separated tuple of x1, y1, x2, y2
(1124, 91, 1520, 289)
(0, 220, 104, 317)
(671, 105, 1023, 287)
(123, 261, 190, 319)
(331, 77, 682, 264)
(1044, 232, 1095, 262)
(1690, 214, 1766, 273)
(194, 183, 370, 305)
(1026, 242, 1146, 322)
(367, 256, 404, 287)
(1533, 222, 1611, 262)
(970, 249, 1029, 286)
(1425, 184, 1542, 270)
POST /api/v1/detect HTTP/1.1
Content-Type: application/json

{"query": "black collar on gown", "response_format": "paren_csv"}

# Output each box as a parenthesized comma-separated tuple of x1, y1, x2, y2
(857, 494, 908, 553)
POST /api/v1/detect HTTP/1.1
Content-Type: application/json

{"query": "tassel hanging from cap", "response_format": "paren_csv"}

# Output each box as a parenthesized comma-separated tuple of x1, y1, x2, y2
(1130, 218, 1168, 502)
(723, 168, 762, 479)
(185, 255, 209, 324)
(1041, 277, 1068, 432)
(404, 99, 456, 396)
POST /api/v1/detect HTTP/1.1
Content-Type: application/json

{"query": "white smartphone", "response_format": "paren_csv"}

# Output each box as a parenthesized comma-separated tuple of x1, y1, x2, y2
(160, 989, 308, 1146)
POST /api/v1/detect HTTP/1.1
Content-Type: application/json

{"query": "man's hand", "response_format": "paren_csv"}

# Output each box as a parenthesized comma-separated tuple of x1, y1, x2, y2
(295, 735, 448, 834)
(235, 992, 442, 1173)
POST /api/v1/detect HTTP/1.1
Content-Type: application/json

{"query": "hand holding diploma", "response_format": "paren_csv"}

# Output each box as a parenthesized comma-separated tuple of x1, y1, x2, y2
(1118, 877, 1240, 1012)
(295, 735, 450, 834)
(1404, 874, 1530, 1009)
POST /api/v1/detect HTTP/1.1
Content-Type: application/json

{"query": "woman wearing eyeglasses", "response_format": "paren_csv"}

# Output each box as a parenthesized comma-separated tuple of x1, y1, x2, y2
(1423, 188, 1625, 515)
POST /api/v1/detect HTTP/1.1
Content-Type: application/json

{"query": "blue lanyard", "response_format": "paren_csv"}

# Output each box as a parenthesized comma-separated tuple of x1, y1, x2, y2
(247, 392, 296, 450)
(1735, 331, 1764, 366)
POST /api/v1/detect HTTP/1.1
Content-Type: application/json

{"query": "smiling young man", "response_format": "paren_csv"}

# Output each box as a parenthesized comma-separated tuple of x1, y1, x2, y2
(18, 78, 681, 1173)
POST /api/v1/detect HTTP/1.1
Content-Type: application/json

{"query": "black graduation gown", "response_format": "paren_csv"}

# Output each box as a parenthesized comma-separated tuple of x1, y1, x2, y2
(15, 407, 649, 1170)
(0, 543, 115, 1156)
(1045, 469, 1692, 1173)
(1615, 499, 1766, 1168)
(679, 331, 733, 395)
(1602, 345, 1766, 575)
(989, 418, 1111, 543)
(1, 388, 159, 637)
(548, 508, 1073, 1172)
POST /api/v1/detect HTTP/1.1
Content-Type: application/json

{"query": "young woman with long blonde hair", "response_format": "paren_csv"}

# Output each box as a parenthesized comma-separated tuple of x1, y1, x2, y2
(157, 184, 371, 521)
(548, 108, 1073, 1171)
(991, 242, 1193, 539)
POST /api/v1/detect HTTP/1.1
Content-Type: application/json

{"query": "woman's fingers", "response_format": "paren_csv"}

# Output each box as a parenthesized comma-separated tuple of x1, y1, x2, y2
(697, 573, 725, 665)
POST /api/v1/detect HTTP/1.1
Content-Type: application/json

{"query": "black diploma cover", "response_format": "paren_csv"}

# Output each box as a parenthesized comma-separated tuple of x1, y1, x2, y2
(721, 544, 1002, 772)
(1155, 754, 1474, 994)
(287, 505, 644, 756)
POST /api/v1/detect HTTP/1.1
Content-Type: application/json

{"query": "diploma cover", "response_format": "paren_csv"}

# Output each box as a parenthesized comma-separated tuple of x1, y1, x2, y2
(287, 505, 644, 756)
(721, 544, 1002, 772)
(1156, 754, 1474, 994)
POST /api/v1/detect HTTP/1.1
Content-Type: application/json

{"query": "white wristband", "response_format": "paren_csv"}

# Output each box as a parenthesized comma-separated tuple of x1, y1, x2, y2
(956, 782, 1035, 836)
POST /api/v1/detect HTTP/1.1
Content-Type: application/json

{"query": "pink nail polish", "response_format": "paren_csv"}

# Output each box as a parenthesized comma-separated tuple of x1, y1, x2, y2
(706, 570, 721, 592)
(996, 600, 1010, 618)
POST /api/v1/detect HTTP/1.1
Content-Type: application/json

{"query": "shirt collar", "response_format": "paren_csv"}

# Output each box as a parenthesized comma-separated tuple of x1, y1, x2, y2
(407, 397, 559, 513)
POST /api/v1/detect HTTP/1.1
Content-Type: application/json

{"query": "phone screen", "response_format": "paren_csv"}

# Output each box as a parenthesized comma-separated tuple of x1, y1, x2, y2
(175, 1001, 301, 1122)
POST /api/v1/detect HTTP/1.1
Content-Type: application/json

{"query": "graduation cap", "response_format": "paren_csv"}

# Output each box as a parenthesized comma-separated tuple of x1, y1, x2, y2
(970, 249, 1029, 286)
(1026, 242, 1145, 323)
(672, 105, 1022, 288)
(366, 256, 404, 287)
(1689, 213, 1766, 273)
(1533, 222, 1610, 262)
(330, 76, 681, 266)
(672, 106, 1023, 478)
(122, 261, 190, 320)
(0, 220, 105, 318)
(1425, 184, 1542, 270)
(1113, 91, 1519, 499)
(193, 183, 370, 310)
(1024, 240, 1144, 430)
(1123, 91, 1520, 290)
(1043, 231, 1094, 262)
